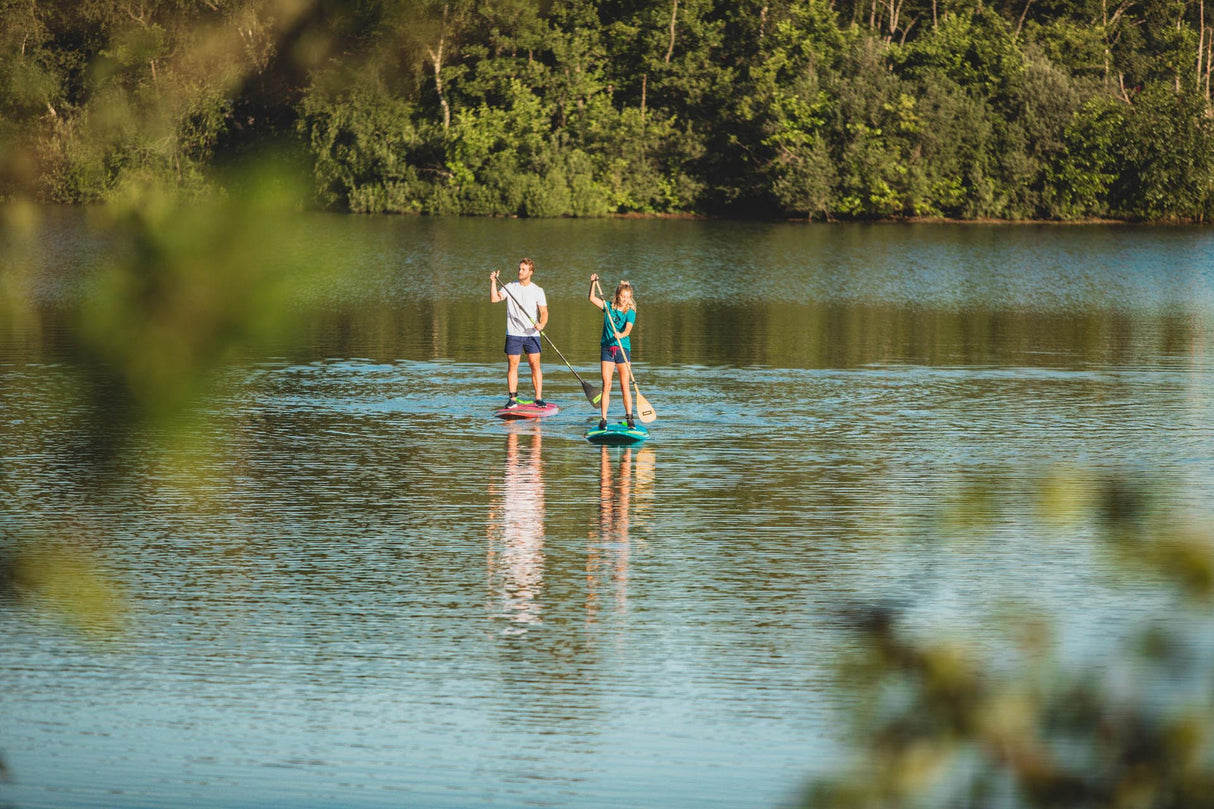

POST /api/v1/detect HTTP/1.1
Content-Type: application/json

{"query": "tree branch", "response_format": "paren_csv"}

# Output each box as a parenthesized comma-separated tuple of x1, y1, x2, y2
(1016, 0, 1035, 37)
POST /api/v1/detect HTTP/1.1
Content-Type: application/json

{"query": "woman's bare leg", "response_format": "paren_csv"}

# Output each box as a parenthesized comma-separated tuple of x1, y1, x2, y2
(618, 363, 633, 417)
(599, 361, 613, 421)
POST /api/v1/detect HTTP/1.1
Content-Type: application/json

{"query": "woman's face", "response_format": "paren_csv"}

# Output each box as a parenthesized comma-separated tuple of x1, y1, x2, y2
(618, 288, 632, 306)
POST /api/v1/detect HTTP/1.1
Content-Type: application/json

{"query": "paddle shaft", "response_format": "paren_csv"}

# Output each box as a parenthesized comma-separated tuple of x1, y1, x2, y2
(494, 274, 601, 406)
(595, 279, 656, 423)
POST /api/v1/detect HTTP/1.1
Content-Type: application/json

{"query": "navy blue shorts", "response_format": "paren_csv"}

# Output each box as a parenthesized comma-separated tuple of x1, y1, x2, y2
(601, 344, 630, 363)
(505, 335, 542, 356)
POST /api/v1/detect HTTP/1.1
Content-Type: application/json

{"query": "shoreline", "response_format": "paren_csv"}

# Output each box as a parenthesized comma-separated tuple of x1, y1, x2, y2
(384, 208, 1206, 225)
(20, 201, 1210, 226)
(605, 211, 1198, 226)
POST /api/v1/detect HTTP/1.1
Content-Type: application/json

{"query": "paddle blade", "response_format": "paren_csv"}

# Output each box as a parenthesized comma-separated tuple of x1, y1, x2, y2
(635, 390, 656, 423)
(584, 381, 603, 407)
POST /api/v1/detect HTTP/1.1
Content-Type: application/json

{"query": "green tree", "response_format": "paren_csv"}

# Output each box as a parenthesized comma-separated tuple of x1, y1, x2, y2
(2, 0, 1214, 220)
(827, 36, 911, 217)
(897, 6, 1025, 107)
(1110, 84, 1214, 220)
(743, 0, 844, 217)
(0, 0, 60, 198)
(901, 76, 993, 217)
(1042, 95, 1123, 219)
(298, 73, 428, 213)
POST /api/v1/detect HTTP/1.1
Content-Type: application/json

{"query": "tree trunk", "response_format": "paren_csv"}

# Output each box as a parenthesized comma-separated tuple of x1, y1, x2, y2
(665, 0, 678, 64)
(430, 43, 450, 129)
(1207, 30, 1213, 100)
(1102, 0, 1111, 88)
(1200, 0, 1207, 99)
(1207, 37, 1212, 100)
(428, 4, 451, 130)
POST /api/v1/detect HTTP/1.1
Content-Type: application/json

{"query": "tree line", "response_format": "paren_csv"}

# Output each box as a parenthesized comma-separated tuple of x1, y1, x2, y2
(3, 0, 1214, 221)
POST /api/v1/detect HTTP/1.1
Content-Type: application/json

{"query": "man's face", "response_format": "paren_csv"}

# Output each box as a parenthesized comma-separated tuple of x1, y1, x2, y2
(518, 263, 532, 281)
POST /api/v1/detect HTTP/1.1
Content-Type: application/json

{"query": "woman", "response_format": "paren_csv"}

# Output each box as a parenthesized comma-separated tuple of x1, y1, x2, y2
(589, 274, 637, 429)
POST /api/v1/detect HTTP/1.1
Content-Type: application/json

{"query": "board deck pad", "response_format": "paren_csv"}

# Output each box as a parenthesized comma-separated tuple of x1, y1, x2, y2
(494, 401, 560, 420)
(585, 421, 650, 445)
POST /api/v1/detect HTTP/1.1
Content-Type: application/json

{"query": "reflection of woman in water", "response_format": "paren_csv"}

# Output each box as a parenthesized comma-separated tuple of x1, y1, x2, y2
(486, 428, 545, 628)
(586, 447, 633, 620)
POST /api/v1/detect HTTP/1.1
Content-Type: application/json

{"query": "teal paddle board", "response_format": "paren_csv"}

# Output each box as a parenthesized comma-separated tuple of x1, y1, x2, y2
(585, 421, 649, 445)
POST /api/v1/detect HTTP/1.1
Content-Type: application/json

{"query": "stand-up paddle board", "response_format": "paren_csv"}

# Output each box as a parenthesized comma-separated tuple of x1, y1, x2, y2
(494, 401, 560, 420)
(585, 421, 649, 445)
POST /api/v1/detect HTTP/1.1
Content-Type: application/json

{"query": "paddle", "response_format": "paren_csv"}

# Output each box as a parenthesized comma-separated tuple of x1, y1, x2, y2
(493, 273, 602, 408)
(595, 279, 656, 424)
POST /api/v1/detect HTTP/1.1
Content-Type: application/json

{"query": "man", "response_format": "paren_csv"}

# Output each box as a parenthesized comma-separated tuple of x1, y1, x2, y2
(490, 258, 548, 408)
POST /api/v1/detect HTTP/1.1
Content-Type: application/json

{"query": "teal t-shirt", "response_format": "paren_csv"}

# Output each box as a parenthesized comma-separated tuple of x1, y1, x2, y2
(600, 305, 636, 351)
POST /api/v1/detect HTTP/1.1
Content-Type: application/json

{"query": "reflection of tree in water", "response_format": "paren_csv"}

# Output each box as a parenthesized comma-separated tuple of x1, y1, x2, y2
(486, 427, 545, 630)
(586, 446, 654, 622)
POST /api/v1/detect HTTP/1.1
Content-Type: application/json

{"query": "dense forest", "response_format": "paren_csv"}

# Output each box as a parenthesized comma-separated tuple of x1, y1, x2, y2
(3, 0, 1214, 220)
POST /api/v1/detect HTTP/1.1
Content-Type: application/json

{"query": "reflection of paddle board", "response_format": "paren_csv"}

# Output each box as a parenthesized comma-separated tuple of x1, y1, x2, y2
(585, 421, 649, 445)
(494, 402, 560, 420)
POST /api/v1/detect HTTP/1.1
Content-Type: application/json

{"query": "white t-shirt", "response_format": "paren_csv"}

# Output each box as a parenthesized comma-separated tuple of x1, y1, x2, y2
(503, 281, 547, 337)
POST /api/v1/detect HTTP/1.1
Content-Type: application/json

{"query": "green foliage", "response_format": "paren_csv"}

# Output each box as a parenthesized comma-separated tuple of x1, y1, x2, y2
(442, 80, 559, 215)
(3, 0, 1214, 220)
(826, 37, 905, 217)
(897, 8, 1024, 107)
(74, 170, 322, 427)
(799, 472, 1214, 809)
(748, 0, 843, 216)
(906, 78, 993, 217)
(299, 76, 427, 212)
(1023, 19, 1107, 78)
(1043, 97, 1123, 219)
(769, 133, 835, 218)
(1110, 86, 1214, 222)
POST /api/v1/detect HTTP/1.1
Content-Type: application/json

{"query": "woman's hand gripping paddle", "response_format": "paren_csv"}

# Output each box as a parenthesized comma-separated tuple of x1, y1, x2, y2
(596, 279, 656, 424)
(493, 273, 602, 408)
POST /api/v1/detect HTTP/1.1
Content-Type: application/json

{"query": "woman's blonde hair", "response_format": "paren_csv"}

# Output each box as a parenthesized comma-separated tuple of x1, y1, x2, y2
(612, 281, 636, 312)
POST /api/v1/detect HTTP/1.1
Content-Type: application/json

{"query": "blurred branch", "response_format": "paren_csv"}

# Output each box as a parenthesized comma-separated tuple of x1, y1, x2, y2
(803, 473, 1214, 809)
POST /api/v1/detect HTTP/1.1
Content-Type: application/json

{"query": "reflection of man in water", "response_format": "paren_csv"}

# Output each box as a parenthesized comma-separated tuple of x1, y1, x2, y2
(487, 428, 545, 628)
(587, 447, 633, 620)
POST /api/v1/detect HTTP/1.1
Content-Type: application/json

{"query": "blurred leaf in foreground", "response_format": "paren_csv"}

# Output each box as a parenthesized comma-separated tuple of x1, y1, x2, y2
(1, 535, 127, 638)
(803, 473, 1214, 809)
(66, 162, 324, 465)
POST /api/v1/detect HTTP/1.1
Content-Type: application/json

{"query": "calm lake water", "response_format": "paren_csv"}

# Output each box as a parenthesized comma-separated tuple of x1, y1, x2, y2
(2, 211, 1214, 808)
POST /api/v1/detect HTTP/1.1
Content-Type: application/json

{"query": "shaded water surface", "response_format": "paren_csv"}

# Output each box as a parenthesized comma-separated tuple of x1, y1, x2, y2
(2, 213, 1213, 808)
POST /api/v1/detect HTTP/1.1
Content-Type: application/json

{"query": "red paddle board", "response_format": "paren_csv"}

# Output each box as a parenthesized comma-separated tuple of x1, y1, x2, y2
(494, 402, 560, 420)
